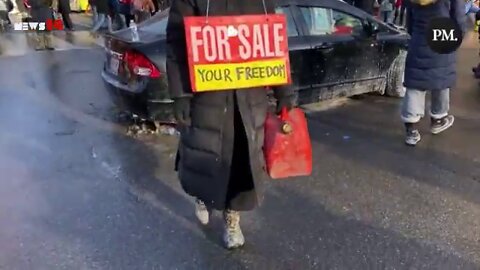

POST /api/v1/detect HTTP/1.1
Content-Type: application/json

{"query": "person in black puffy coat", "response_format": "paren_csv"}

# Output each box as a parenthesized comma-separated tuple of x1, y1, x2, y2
(166, 0, 295, 249)
(401, 0, 466, 146)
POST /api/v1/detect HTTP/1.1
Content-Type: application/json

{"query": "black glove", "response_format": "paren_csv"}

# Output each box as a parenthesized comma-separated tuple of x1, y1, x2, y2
(276, 95, 295, 114)
(173, 97, 191, 127)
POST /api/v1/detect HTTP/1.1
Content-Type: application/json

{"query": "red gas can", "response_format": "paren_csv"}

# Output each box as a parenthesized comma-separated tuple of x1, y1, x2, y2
(264, 107, 312, 179)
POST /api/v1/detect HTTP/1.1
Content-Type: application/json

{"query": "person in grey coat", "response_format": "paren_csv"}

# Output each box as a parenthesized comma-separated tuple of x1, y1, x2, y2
(166, 0, 295, 249)
(401, 0, 466, 146)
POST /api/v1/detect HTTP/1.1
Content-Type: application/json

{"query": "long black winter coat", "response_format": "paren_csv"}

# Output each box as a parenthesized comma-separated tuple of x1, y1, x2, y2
(404, 0, 466, 91)
(166, 0, 294, 211)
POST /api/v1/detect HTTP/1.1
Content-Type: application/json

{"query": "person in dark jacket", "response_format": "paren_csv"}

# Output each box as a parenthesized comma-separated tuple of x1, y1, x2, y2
(401, 0, 466, 146)
(118, 0, 133, 27)
(58, 0, 73, 30)
(29, 0, 54, 49)
(393, 0, 407, 25)
(166, 0, 295, 249)
(108, 0, 126, 30)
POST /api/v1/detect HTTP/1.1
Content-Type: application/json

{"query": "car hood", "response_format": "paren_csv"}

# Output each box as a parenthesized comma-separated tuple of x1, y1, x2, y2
(387, 22, 408, 34)
(107, 27, 166, 44)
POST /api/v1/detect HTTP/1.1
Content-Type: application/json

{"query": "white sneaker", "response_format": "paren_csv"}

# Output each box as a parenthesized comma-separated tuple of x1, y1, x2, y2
(431, 115, 454, 135)
(223, 210, 245, 249)
(195, 199, 210, 225)
(405, 129, 421, 146)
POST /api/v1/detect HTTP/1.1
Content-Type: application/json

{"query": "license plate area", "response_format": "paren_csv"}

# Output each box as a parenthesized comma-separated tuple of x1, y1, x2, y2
(109, 57, 120, 76)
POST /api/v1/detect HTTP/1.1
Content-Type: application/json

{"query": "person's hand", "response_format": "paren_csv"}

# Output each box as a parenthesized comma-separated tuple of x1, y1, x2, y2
(174, 97, 192, 127)
(276, 95, 295, 114)
(133, 0, 155, 12)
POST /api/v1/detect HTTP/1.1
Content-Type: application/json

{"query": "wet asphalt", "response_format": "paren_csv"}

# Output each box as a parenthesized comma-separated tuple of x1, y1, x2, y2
(0, 23, 480, 269)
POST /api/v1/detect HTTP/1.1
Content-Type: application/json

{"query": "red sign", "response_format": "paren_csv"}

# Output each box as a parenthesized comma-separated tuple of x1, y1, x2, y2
(184, 14, 291, 92)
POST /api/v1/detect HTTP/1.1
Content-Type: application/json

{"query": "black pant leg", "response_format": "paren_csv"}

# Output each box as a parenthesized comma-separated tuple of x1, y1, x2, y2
(225, 95, 257, 212)
(61, 12, 73, 29)
(125, 14, 134, 27)
(400, 5, 406, 25)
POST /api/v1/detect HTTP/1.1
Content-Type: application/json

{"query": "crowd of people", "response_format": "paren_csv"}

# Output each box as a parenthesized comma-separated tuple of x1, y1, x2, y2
(87, 0, 169, 33)
(0, 0, 170, 32)
(376, 0, 407, 24)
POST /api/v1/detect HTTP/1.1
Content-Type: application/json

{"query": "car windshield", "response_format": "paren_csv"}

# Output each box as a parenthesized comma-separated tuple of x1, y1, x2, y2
(138, 8, 169, 34)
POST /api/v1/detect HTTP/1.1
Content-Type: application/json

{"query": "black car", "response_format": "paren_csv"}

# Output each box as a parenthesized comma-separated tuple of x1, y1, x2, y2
(102, 0, 409, 124)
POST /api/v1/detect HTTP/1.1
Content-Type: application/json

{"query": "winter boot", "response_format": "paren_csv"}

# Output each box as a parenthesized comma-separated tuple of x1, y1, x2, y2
(195, 199, 210, 225)
(431, 115, 454, 135)
(405, 123, 421, 146)
(33, 33, 45, 50)
(223, 209, 245, 249)
(43, 34, 54, 50)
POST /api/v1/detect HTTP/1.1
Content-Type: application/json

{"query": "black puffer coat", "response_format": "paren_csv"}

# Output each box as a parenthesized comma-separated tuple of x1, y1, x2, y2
(404, 0, 466, 91)
(166, 0, 294, 211)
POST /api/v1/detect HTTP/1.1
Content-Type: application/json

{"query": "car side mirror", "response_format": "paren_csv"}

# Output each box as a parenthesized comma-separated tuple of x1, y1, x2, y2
(365, 21, 380, 36)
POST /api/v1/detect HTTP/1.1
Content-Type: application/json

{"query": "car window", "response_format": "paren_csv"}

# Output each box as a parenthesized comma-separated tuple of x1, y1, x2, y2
(331, 10, 364, 36)
(299, 6, 334, 35)
(299, 7, 365, 36)
(275, 7, 299, 37)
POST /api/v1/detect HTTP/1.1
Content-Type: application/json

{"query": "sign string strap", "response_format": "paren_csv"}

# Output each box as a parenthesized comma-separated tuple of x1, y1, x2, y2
(205, 0, 210, 23)
(261, 0, 268, 15)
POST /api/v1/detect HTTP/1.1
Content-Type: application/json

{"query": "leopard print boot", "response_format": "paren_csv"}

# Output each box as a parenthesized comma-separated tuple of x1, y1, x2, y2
(223, 209, 245, 249)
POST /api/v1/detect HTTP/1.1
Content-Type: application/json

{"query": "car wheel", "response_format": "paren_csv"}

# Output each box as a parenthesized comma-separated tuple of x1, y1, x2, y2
(385, 50, 407, 98)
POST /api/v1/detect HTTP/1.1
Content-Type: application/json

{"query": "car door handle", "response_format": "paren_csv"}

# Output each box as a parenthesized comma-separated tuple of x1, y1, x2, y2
(315, 43, 334, 53)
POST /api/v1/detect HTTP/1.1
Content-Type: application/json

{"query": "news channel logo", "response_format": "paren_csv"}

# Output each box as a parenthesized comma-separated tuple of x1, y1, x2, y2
(13, 19, 64, 31)
(426, 17, 463, 54)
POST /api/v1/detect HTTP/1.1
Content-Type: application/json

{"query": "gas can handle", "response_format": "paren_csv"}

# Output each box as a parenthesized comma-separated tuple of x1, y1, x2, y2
(280, 106, 289, 121)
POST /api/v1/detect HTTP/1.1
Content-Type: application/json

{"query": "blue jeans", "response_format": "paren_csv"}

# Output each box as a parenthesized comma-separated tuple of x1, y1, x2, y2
(91, 13, 109, 32)
(382, 11, 392, 23)
(401, 88, 450, 123)
(91, 5, 98, 25)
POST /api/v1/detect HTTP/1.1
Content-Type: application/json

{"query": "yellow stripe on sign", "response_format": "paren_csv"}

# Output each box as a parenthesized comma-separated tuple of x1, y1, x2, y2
(193, 58, 288, 92)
